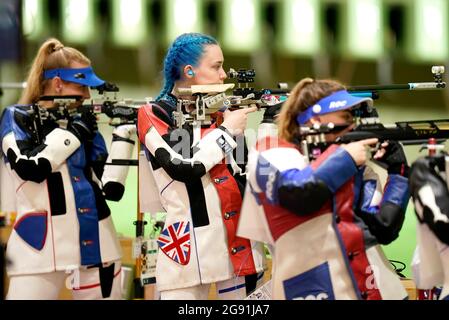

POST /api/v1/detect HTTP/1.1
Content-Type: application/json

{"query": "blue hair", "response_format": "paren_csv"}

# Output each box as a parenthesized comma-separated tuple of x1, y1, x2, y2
(156, 33, 218, 102)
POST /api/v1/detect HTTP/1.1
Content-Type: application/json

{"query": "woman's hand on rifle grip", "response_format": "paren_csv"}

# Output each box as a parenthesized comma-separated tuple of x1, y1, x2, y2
(342, 138, 379, 166)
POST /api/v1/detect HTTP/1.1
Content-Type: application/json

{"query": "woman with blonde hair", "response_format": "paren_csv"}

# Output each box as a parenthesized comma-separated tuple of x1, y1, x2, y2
(238, 78, 410, 299)
(0, 38, 135, 299)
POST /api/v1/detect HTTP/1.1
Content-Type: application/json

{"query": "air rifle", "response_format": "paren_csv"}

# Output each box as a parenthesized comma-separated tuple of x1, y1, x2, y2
(299, 66, 448, 162)
(0, 82, 27, 98)
(173, 68, 290, 128)
(174, 83, 235, 128)
(28, 82, 146, 144)
(224, 68, 289, 108)
(79, 82, 149, 127)
(300, 117, 449, 163)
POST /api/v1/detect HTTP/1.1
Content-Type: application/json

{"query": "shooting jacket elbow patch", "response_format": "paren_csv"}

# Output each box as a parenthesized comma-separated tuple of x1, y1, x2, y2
(144, 127, 216, 181)
(7, 147, 52, 183)
(276, 166, 333, 215)
(368, 202, 405, 245)
(2, 132, 53, 182)
(154, 147, 206, 182)
(278, 180, 332, 215)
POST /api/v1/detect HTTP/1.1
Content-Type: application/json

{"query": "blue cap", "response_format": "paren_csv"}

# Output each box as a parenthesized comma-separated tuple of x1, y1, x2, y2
(296, 90, 373, 125)
(43, 66, 105, 88)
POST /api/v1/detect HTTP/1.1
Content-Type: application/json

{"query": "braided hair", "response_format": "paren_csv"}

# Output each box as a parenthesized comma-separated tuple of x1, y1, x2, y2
(156, 33, 218, 102)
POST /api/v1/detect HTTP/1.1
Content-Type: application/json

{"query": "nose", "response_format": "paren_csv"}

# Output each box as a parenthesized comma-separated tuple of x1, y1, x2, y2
(83, 87, 91, 100)
(220, 67, 227, 80)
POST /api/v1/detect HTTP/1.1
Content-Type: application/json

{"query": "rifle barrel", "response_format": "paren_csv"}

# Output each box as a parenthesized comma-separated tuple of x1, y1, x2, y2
(348, 82, 445, 92)
(348, 84, 412, 91)
(0, 82, 27, 90)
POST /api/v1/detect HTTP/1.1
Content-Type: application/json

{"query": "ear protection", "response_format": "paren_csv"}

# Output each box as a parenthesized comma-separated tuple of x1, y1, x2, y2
(187, 69, 195, 77)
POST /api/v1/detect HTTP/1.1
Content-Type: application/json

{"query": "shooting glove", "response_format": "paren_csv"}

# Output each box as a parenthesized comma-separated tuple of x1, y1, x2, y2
(376, 140, 410, 177)
(261, 103, 282, 124)
(67, 110, 98, 143)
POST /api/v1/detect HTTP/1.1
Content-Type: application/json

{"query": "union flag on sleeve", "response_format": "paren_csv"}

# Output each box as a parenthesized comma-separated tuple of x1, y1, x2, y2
(157, 221, 191, 265)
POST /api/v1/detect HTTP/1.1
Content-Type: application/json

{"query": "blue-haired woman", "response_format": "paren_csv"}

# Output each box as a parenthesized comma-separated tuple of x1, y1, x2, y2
(137, 33, 265, 300)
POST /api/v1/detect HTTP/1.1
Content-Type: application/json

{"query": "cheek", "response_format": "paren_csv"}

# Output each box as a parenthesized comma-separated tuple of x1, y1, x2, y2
(62, 86, 79, 94)
(195, 70, 222, 84)
(60, 87, 72, 95)
(62, 85, 88, 99)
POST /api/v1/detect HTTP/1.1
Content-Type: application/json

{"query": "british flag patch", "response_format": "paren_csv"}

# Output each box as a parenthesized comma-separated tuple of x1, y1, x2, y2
(157, 221, 191, 265)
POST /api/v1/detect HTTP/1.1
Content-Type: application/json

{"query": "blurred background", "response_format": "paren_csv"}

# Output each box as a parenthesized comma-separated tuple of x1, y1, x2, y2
(2, 0, 449, 279)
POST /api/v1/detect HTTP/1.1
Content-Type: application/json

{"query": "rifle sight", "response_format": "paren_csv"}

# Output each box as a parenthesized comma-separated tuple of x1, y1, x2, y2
(227, 68, 256, 83)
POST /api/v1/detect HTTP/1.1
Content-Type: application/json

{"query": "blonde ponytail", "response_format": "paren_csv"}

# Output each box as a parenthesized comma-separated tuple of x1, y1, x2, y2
(19, 38, 91, 104)
(277, 78, 345, 143)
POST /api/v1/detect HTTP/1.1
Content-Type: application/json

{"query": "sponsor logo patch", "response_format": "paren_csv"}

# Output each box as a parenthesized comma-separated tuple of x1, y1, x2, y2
(216, 135, 233, 155)
(283, 262, 336, 300)
(329, 100, 347, 109)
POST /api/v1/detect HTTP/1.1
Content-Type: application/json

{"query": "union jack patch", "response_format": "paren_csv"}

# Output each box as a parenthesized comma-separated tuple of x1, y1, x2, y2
(157, 221, 191, 265)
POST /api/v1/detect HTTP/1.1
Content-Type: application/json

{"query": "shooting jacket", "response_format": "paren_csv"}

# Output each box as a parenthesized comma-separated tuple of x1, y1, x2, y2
(409, 156, 449, 300)
(0, 105, 135, 275)
(137, 98, 264, 291)
(238, 136, 409, 300)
